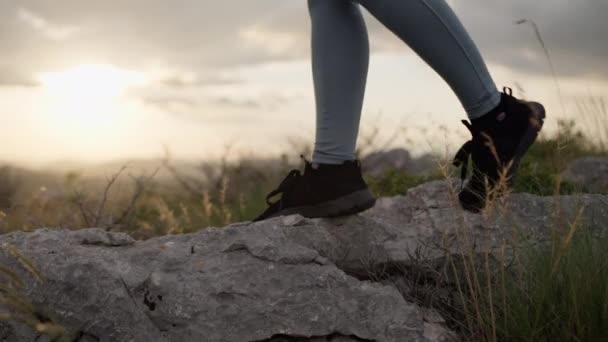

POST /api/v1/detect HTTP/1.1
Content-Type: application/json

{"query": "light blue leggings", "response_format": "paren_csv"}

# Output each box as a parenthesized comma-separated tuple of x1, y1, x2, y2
(309, 0, 502, 165)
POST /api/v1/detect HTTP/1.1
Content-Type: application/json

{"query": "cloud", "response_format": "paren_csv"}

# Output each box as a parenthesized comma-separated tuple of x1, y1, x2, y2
(0, 67, 38, 87)
(239, 26, 302, 57)
(448, 0, 608, 79)
(137, 78, 298, 124)
(17, 7, 79, 41)
(160, 74, 243, 89)
(209, 97, 262, 110)
(142, 91, 294, 113)
(206, 92, 293, 111)
(0, 0, 605, 89)
(141, 96, 198, 111)
(0, 1, 308, 70)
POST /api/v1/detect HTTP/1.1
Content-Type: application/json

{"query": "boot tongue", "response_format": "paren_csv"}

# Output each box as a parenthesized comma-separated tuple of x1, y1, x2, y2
(304, 160, 317, 173)
(312, 160, 360, 176)
(301, 155, 359, 174)
(300, 155, 318, 174)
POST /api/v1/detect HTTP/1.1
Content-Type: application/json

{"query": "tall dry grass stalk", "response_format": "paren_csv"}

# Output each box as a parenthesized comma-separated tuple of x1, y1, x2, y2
(0, 244, 64, 340)
(577, 96, 608, 152)
(219, 176, 232, 225)
(431, 112, 607, 341)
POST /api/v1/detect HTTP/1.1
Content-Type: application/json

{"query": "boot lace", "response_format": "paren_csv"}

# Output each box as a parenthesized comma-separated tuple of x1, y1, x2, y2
(265, 155, 308, 206)
(453, 87, 513, 189)
(453, 121, 476, 190)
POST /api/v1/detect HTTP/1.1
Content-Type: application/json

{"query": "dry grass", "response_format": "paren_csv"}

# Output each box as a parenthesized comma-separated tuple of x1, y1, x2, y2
(393, 112, 608, 341)
(0, 122, 604, 341)
(0, 244, 64, 340)
(0, 20, 606, 338)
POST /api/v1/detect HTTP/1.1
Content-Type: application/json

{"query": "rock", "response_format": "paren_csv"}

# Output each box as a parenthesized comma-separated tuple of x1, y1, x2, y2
(423, 323, 458, 342)
(422, 310, 458, 342)
(562, 156, 608, 193)
(362, 148, 413, 178)
(72, 227, 136, 246)
(0, 231, 425, 342)
(1, 180, 607, 342)
(265, 334, 365, 342)
(361, 149, 435, 177)
(270, 180, 608, 276)
(0, 321, 39, 342)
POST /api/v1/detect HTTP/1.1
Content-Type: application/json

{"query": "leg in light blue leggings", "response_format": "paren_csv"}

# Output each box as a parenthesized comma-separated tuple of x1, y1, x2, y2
(309, 0, 502, 165)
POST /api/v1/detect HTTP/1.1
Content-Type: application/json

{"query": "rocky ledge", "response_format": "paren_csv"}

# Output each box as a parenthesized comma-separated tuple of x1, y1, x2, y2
(0, 180, 606, 342)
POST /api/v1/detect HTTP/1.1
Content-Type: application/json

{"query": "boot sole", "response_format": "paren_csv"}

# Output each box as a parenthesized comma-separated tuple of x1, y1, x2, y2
(266, 188, 376, 220)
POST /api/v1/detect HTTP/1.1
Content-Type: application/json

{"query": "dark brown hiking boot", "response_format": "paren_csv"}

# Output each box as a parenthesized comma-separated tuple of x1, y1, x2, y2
(253, 156, 376, 222)
(453, 87, 546, 212)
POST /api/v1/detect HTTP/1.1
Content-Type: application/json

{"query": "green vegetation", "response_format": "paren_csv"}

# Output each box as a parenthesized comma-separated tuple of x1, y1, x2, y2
(366, 119, 606, 198)
(366, 169, 443, 197)
(493, 226, 608, 341)
(513, 120, 606, 196)
(0, 115, 605, 237)
(360, 119, 608, 341)
(445, 206, 608, 342)
(0, 106, 606, 342)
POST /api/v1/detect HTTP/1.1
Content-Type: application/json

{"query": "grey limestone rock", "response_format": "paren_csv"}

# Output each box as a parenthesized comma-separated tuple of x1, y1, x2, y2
(2, 180, 606, 342)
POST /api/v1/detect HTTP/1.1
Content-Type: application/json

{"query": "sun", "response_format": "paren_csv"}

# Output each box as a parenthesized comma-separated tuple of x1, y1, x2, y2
(40, 64, 144, 102)
(38, 64, 145, 130)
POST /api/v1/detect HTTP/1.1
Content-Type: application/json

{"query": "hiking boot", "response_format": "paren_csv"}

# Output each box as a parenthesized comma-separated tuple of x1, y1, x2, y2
(252, 156, 376, 222)
(453, 87, 546, 212)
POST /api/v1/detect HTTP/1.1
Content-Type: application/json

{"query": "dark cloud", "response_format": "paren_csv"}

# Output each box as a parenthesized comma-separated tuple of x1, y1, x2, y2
(137, 86, 296, 117)
(139, 93, 291, 125)
(449, 0, 608, 79)
(141, 96, 198, 110)
(205, 92, 292, 110)
(160, 75, 244, 89)
(0, 1, 308, 73)
(0, 0, 605, 84)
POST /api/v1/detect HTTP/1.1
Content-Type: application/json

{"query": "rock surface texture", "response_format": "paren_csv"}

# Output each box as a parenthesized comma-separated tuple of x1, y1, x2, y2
(1, 180, 607, 342)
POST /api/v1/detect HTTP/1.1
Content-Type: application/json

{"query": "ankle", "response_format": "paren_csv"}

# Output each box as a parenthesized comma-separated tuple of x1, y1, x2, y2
(310, 159, 356, 169)
(472, 99, 504, 125)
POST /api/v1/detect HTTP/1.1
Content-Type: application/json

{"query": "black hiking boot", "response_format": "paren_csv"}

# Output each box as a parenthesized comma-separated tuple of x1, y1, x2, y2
(453, 87, 546, 212)
(252, 156, 376, 222)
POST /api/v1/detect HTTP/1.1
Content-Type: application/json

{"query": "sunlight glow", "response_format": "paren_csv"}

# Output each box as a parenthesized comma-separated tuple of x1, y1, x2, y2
(34, 64, 147, 150)
(38, 64, 145, 132)
(39, 64, 144, 103)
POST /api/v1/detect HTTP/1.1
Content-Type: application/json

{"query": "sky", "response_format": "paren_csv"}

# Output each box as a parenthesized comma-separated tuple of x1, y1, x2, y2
(0, 0, 607, 167)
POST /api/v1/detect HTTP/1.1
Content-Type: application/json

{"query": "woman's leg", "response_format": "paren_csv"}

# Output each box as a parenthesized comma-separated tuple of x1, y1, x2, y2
(256, 0, 542, 221)
(351, 0, 546, 213)
(356, 0, 501, 120)
(308, 0, 369, 165)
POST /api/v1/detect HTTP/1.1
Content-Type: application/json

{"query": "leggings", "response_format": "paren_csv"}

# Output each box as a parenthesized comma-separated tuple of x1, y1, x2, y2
(309, 0, 502, 165)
